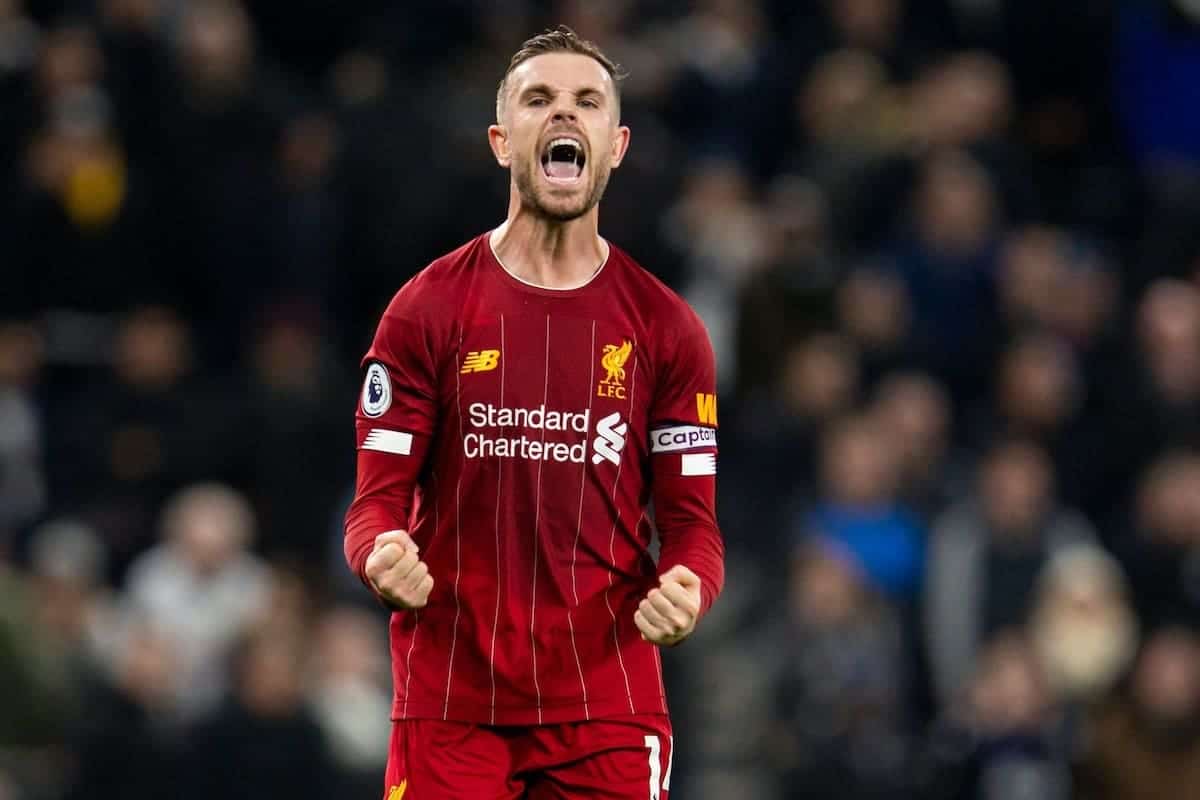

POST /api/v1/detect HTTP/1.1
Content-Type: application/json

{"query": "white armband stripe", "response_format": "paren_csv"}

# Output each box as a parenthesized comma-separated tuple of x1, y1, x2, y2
(680, 453, 717, 476)
(361, 429, 414, 456)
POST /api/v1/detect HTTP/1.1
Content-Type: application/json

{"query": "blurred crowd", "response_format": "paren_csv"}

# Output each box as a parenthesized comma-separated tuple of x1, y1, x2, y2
(3, 0, 1200, 798)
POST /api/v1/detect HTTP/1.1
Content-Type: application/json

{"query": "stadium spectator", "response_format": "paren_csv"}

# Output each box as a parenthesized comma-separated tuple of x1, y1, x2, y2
(883, 149, 1003, 405)
(977, 334, 1092, 505)
(0, 556, 74, 750)
(837, 268, 914, 388)
(771, 538, 910, 799)
(46, 307, 237, 580)
(1093, 281, 1200, 527)
(870, 371, 960, 519)
(996, 227, 1117, 355)
(744, 333, 860, 489)
(308, 607, 392, 798)
(735, 176, 840, 396)
(236, 304, 351, 564)
(795, 47, 907, 251)
(1029, 543, 1138, 705)
(0, 322, 46, 545)
(11, 84, 158, 316)
(662, 156, 772, 388)
(1073, 627, 1200, 800)
(122, 482, 270, 720)
(924, 632, 1071, 800)
(925, 440, 1094, 704)
(27, 517, 118, 679)
(1117, 452, 1200, 629)
(60, 620, 180, 800)
(159, 0, 290, 360)
(994, 227, 1119, 427)
(181, 621, 334, 799)
(800, 413, 924, 602)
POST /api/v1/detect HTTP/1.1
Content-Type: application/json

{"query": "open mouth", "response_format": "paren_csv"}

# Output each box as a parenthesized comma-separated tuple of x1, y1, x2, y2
(541, 137, 586, 184)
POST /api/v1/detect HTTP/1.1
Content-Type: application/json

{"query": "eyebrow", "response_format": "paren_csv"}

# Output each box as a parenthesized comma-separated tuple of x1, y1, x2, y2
(518, 83, 608, 104)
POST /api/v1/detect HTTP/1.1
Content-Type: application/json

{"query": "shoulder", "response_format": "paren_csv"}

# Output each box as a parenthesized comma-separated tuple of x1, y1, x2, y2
(608, 243, 711, 361)
(930, 503, 984, 543)
(381, 233, 489, 322)
(609, 243, 703, 328)
(417, 234, 489, 285)
(124, 546, 180, 598)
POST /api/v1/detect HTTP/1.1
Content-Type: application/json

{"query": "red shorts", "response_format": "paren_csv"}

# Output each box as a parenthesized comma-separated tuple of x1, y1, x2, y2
(382, 715, 673, 800)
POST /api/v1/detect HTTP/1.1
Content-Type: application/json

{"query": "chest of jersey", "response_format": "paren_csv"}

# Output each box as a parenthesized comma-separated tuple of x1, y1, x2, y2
(445, 310, 651, 473)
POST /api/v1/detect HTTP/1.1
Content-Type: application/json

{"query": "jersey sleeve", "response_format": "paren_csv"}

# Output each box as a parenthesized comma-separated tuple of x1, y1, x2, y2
(649, 308, 725, 617)
(343, 281, 440, 595)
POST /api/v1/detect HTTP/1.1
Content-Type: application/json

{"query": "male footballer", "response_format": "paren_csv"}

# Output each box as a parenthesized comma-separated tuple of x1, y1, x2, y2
(345, 25, 724, 800)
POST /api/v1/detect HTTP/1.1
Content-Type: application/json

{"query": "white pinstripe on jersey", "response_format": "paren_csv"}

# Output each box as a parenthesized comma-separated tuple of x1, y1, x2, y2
(529, 313, 551, 722)
(603, 336, 638, 714)
(567, 319, 597, 718)
(488, 314, 507, 725)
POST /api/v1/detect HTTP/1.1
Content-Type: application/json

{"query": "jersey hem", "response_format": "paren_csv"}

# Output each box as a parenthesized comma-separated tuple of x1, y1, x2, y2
(391, 695, 669, 726)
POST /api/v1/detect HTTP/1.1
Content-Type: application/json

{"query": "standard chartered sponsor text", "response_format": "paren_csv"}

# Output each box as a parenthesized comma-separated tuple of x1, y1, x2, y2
(463, 433, 588, 462)
(465, 402, 590, 463)
(468, 402, 589, 432)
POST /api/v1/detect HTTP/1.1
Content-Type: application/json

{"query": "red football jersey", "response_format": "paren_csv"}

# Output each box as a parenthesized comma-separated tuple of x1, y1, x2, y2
(345, 232, 724, 725)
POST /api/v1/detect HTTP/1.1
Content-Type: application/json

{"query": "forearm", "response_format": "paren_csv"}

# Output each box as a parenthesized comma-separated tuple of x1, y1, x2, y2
(657, 519, 725, 617)
(344, 496, 410, 585)
(652, 459, 725, 616)
(343, 434, 430, 587)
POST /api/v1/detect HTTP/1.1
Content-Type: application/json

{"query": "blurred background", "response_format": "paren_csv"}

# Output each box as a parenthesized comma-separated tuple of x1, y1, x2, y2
(3, 0, 1200, 797)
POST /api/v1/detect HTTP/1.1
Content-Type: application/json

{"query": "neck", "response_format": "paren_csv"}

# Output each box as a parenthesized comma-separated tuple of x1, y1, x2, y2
(490, 192, 607, 290)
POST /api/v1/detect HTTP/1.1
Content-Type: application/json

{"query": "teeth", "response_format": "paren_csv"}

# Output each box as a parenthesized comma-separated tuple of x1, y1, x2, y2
(544, 137, 583, 162)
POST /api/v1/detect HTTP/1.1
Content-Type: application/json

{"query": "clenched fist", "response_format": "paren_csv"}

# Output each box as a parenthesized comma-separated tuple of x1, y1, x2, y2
(635, 565, 702, 647)
(365, 530, 434, 609)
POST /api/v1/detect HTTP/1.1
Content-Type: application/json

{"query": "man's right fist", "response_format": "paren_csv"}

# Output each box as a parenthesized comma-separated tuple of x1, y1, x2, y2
(365, 529, 434, 609)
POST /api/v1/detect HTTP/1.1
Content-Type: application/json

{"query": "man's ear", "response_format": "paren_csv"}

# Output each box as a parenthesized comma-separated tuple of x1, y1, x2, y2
(488, 124, 511, 168)
(609, 125, 631, 169)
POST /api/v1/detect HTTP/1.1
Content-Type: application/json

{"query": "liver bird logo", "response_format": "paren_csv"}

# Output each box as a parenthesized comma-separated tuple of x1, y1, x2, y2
(600, 340, 632, 386)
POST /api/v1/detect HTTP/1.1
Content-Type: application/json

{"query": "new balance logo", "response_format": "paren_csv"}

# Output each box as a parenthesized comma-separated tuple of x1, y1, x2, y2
(696, 393, 718, 425)
(591, 411, 627, 465)
(462, 349, 501, 373)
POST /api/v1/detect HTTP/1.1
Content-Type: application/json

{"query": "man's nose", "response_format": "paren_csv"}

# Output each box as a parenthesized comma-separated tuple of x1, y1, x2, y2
(551, 103, 577, 124)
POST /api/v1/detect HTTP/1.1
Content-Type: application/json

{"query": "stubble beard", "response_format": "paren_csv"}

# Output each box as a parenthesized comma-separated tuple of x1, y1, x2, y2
(514, 156, 611, 222)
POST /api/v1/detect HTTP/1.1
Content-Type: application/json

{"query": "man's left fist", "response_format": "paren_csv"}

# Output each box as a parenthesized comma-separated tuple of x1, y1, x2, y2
(635, 565, 702, 647)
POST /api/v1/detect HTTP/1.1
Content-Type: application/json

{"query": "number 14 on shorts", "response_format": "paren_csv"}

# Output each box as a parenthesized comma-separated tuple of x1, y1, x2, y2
(645, 735, 673, 800)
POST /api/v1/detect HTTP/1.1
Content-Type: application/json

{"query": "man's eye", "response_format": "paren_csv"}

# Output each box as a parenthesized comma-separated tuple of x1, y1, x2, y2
(529, 98, 548, 106)
(580, 99, 598, 109)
